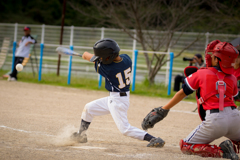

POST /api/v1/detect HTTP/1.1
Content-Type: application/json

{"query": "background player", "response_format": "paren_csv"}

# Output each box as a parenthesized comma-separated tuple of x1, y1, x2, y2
(8, 26, 37, 81)
(174, 54, 206, 92)
(71, 38, 164, 147)
(142, 40, 240, 159)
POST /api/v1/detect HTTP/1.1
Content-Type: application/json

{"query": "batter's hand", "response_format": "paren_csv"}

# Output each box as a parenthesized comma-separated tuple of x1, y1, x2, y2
(141, 106, 169, 130)
(82, 52, 94, 62)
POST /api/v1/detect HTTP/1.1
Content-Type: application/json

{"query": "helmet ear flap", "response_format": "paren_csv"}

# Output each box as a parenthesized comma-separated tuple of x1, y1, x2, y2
(205, 40, 221, 68)
(205, 53, 212, 67)
(112, 50, 119, 58)
(206, 40, 221, 51)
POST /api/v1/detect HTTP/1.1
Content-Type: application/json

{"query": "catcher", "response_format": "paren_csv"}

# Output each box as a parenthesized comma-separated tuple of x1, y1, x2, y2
(142, 40, 240, 160)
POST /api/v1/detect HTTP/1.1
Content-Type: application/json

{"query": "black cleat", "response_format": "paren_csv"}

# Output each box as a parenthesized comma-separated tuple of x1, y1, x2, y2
(220, 140, 239, 160)
(147, 137, 165, 148)
(71, 132, 87, 143)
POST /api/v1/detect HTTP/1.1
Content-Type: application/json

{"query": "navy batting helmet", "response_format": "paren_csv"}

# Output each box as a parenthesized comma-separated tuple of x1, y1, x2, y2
(90, 38, 120, 64)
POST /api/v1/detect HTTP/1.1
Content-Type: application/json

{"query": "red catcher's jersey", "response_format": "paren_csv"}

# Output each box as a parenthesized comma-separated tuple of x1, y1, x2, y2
(185, 68, 238, 110)
(233, 68, 240, 80)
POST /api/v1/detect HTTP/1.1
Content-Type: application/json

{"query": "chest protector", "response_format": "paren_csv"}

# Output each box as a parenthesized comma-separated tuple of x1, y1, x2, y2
(184, 66, 234, 121)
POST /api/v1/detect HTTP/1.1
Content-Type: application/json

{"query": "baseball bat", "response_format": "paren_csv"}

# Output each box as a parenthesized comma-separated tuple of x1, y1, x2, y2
(56, 47, 82, 57)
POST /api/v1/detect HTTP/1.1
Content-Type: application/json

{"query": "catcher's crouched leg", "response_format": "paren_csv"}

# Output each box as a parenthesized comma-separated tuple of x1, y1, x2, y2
(179, 139, 223, 158)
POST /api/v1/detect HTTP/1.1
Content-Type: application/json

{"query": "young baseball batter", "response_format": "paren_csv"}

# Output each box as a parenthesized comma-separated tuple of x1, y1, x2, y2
(71, 38, 164, 147)
(142, 40, 240, 159)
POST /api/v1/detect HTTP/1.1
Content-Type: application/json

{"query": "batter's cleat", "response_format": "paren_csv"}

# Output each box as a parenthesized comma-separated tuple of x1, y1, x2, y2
(147, 137, 165, 148)
(220, 140, 239, 160)
(71, 132, 87, 143)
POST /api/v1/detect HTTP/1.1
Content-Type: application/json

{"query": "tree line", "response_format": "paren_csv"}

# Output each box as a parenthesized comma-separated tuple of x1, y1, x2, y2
(1, 0, 239, 34)
(1, 0, 239, 84)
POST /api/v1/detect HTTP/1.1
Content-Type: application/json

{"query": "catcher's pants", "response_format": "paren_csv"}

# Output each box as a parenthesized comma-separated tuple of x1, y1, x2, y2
(184, 106, 240, 144)
(81, 91, 147, 140)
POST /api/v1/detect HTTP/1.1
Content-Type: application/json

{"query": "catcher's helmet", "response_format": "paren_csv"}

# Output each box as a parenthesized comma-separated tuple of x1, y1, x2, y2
(90, 38, 120, 64)
(205, 40, 239, 74)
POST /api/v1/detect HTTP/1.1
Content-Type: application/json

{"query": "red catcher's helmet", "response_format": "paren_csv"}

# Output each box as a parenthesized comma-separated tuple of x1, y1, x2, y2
(205, 40, 239, 74)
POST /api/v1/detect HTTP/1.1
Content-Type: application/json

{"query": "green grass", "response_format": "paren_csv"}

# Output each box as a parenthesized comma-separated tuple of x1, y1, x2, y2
(0, 70, 105, 91)
(1, 69, 239, 105)
(0, 69, 177, 98)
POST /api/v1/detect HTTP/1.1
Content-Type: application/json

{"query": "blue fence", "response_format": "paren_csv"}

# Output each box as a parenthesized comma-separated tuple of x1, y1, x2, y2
(67, 45, 73, 85)
(33, 46, 174, 94)
(167, 52, 174, 95)
(131, 50, 138, 92)
(11, 41, 17, 72)
(10, 23, 174, 95)
(38, 43, 44, 81)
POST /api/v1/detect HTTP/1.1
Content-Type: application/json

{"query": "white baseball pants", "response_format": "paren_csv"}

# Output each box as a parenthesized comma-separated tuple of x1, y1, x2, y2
(81, 92, 147, 140)
(184, 106, 240, 144)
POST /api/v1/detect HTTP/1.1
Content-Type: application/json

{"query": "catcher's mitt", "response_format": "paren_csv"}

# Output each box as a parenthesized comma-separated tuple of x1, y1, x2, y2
(142, 106, 169, 130)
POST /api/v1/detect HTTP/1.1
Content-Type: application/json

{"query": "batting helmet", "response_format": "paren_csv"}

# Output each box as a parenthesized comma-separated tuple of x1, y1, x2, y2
(205, 40, 239, 74)
(90, 38, 120, 64)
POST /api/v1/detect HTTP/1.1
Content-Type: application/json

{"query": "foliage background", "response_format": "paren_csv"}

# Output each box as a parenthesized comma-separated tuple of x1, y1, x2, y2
(0, 0, 239, 34)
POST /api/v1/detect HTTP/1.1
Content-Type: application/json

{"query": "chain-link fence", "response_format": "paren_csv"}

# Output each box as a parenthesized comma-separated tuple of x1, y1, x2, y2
(0, 23, 239, 84)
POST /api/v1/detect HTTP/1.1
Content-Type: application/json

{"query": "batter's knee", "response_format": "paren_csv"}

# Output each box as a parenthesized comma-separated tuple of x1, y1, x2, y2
(81, 102, 94, 122)
(83, 102, 94, 113)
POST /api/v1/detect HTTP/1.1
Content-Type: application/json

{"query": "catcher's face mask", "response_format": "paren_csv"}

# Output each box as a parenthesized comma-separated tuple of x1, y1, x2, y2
(205, 40, 239, 74)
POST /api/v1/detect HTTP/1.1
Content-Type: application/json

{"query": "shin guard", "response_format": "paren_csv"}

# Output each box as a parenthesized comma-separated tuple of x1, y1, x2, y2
(179, 139, 223, 158)
(231, 140, 240, 153)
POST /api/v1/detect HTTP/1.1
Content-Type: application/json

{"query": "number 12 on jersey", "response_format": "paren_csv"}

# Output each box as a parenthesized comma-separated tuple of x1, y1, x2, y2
(116, 67, 131, 89)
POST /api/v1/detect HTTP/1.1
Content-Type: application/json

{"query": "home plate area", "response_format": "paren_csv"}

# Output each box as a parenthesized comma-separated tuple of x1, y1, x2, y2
(0, 81, 232, 159)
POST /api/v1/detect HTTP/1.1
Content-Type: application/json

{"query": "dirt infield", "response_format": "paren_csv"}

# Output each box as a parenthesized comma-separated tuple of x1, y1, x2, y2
(0, 80, 234, 160)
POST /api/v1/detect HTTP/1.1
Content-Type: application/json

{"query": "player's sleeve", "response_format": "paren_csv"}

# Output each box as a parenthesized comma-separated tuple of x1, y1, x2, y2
(123, 54, 132, 68)
(94, 62, 107, 77)
(19, 36, 24, 44)
(94, 62, 99, 73)
(182, 83, 194, 95)
(184, 71, 200, 92)
(233, 78, 239, 97)
(29, 36, 37, 44)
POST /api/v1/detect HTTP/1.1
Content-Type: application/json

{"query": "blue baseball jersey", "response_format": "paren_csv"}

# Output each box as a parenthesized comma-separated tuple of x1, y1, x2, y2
(94, 54, 132, 92)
